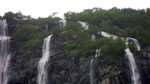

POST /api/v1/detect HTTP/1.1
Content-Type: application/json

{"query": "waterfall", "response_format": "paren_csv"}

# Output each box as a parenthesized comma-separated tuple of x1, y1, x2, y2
(90, 48, 100, 84)
(37, 35, 53, 84)
(126, 37, 141, 51)
(91, 34, 96, 41)
(59, 19, 67, 28)
(101, 31, 141, 84)
(125, 48, 141, 84)
(90, 59, 94, 84)
(45, 25, 48, 30)
(101, 31, 118, 40)
(0, 20, 11, 84)
(78, 21, 88, 30)
(125, 39, 141, 84)
(95, 49, 100, 57)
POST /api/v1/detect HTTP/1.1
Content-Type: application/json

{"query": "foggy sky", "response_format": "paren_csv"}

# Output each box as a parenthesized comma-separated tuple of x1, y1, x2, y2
(0, 0, 149, 18)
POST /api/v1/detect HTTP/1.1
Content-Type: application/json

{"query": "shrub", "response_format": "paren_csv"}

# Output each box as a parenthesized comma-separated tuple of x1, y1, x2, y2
(128, 43, 136, 52)
(100, 39, 126, 61)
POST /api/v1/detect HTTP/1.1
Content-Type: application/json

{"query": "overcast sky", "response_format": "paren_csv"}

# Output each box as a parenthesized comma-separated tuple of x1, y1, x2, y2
(0, 0, 150, 18)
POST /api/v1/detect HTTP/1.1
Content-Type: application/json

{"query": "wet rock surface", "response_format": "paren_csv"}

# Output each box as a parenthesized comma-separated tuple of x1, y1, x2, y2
(7, 31, 150, 84)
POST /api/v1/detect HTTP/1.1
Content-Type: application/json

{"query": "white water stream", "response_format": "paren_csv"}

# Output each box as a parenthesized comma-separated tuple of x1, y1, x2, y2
(0, 20, 11, 84)
(78, 21, 89, 30)
(59, 19, 67, 28)
(37, 35, 53, 84)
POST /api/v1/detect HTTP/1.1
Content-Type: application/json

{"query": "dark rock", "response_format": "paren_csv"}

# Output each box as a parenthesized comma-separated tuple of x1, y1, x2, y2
(136, 52, 150, 84)
(7, 26, 150, 84)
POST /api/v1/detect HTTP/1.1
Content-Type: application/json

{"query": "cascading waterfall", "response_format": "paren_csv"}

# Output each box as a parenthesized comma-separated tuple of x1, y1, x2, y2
(90, 31, 100, 84)
(101, 31, 118, 40)
(101, 31, 141, 84)
(0, 20, 11, 84)
(125, 38, 141, 84)
(78, 21, 88, 30)
(126, 37, 141, 51)
(37, 35, 53, 84)
(90, 33, 96, 84)
(90, 48, 100, 84)
(125, 48, 141, 84)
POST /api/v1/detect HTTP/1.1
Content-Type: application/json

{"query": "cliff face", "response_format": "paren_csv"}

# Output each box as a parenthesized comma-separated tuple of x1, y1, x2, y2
(136, 52, 150, 84)
(7, 33, 126, 84)
(47, 34, 91, 84)
(8, 24, 43, 84)
(41, 34, 127, 84)
(8, 36, 42, 84)
(7, 25, 150, 84)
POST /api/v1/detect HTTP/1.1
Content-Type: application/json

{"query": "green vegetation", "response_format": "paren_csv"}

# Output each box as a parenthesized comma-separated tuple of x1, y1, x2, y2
(123, 27, 150, 47)
(63, 22, 96, 55)
(63, 21, 126, 62)
(64, 8, 150, 47)
(2, 11, 60, 26)
(1, 7, 150, 63)
(13, 25, 37, 42)
(100, 20, 120, 35)
(50, 26, 62, 34)
(12, 24, 50, 53)
(100, 38, 126, 61)
(128, 43, 137, 52)
(25, 16, 60, 25)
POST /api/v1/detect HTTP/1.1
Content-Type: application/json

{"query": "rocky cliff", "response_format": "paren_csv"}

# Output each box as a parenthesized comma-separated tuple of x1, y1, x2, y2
(6, 23, 150, 84)
(7, 33, 125, 84)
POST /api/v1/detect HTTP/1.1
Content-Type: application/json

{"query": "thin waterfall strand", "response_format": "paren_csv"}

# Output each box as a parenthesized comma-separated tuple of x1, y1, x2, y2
(78, 21, 88, 30)
(37, 35, 53, 84)
(90, 59, 94, 84)
(0, 20, 11, 84)
(90, 48, 100, 84)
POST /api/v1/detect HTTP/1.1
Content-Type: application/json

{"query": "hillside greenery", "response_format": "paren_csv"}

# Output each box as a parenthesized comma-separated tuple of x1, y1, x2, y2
(1, 7, 150, 62)
(62, 21, 126, 61)
(64, 7, 150, 47)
